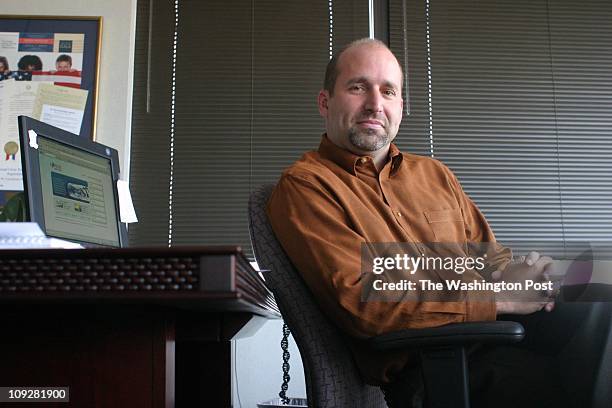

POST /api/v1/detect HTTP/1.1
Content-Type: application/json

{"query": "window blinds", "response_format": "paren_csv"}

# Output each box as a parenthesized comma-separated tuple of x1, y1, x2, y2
(130, 0, 368, 255)
(389, 0, 612, 256)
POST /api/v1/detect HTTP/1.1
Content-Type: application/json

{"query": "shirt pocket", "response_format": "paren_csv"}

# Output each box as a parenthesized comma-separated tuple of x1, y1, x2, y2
(423, 208, 466, 243)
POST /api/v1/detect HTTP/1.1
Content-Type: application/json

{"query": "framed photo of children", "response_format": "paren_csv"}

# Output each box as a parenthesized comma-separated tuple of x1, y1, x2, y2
(0, 16, 100, 213)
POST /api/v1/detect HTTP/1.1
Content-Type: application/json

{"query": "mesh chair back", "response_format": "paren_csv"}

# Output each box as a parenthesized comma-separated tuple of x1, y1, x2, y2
(248, 184, 387, 408)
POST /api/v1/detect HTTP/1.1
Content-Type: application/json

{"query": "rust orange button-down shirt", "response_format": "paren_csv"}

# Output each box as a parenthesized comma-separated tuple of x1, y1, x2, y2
(266, 135, 510, 383)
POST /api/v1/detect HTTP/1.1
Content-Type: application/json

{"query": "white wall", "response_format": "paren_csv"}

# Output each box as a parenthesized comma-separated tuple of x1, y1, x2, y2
(233, 319, 307, 408)
(2, 0, 137, 180)
(233, 263, 306, 407)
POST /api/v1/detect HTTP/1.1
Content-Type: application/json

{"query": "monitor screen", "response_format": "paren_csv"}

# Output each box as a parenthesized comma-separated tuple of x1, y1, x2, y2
(18, 116, 127, 247)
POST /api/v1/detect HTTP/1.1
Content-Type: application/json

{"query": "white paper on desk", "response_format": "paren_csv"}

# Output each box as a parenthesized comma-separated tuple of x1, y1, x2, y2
(0, 222, 44, 237)
(117, 179, 138, 223)
(0, 222, 83, 249)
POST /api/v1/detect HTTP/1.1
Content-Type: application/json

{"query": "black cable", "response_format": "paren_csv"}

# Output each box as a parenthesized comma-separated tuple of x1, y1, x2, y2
(279, 323, 291, 405)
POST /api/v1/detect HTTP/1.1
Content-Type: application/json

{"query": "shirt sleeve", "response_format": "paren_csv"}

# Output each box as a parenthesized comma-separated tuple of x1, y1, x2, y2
(267, 172, 497, 339)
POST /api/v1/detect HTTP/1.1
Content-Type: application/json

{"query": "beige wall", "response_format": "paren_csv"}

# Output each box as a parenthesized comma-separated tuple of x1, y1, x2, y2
(2, 0, 137, 179)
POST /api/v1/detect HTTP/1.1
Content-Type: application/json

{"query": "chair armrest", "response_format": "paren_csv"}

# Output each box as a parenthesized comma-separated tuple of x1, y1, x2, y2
(367, 321, 525, 351)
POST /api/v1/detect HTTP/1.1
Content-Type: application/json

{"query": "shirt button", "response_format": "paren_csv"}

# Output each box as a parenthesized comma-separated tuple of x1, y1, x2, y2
(397, 211, 402, 217)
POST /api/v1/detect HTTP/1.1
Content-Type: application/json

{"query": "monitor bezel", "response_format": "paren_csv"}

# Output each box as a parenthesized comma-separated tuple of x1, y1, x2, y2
(18, 115, 128, 248)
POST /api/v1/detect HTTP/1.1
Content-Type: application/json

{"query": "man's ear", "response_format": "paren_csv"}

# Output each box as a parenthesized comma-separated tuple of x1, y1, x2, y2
(318, 90, 329, 117)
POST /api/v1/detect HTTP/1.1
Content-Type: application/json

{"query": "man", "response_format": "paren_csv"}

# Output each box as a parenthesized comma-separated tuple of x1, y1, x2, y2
(267, 38, 561, 407)
(55, 55, 74, 72)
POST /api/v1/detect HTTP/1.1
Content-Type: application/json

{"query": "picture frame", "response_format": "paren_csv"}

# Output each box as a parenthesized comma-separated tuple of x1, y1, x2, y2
(0, 15, 101, 218)
(0, 15, 102, 140)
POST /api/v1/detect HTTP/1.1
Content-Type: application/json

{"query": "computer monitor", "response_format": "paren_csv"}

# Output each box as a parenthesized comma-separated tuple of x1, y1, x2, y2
(18, 116, 128, 247)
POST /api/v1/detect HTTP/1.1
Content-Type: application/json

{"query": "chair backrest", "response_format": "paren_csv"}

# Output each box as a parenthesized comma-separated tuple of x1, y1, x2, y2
(248, 184, 387, 408)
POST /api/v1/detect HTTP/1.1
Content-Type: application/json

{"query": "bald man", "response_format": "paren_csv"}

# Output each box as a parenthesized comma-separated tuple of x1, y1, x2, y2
(267, 38, 563, 408)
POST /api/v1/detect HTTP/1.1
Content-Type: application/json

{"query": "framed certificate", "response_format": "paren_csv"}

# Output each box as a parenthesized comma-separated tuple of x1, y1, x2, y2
(0, 16, 101, 216)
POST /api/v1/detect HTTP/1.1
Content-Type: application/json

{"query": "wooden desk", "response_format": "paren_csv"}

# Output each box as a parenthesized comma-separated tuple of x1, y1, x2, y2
(0, 246, 279, 407)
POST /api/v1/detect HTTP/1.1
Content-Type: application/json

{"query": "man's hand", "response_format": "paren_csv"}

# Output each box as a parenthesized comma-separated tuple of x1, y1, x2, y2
(493, 251, 557, 315)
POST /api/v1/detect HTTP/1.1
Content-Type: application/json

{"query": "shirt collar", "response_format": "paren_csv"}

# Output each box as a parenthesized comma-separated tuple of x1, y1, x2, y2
(318, 134, 404, 176)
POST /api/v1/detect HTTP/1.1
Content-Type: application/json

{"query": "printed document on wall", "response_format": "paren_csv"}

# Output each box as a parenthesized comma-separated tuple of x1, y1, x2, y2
(32, 83, 88, 135)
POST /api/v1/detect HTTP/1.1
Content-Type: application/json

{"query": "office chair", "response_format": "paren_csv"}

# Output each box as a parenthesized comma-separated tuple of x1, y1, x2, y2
(248, 184, 525, 408)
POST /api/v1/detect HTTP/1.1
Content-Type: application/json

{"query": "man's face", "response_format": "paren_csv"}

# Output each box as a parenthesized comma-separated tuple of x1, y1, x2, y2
(318, 44, 403, 156)
(56, 61, 71, 71)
